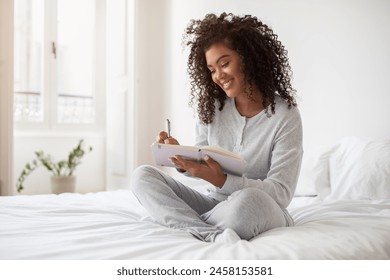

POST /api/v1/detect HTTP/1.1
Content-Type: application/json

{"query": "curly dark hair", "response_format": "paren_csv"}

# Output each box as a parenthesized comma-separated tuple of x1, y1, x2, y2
(183, 13, 297, 124)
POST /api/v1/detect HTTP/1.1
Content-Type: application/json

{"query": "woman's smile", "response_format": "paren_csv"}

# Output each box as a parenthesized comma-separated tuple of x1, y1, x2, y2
(221, 79, 233, 90)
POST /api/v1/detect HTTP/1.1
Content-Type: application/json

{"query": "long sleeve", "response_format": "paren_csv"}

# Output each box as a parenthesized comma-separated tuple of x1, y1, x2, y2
(219, 112, 303, 208)
(197, 97, 303, 208)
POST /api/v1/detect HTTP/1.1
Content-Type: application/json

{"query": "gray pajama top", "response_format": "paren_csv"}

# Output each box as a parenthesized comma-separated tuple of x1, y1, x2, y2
(195, 96, 303, 209)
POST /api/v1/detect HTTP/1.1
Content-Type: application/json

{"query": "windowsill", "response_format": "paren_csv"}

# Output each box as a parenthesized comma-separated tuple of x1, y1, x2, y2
(14, 119, 104, 135)
(14, 129, 105, 138)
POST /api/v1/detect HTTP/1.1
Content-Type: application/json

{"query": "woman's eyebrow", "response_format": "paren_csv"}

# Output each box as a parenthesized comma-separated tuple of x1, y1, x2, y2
(207, 54, 230, 68)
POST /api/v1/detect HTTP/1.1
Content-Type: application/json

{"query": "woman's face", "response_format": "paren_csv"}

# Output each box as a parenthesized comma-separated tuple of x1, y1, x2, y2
(205, 42, 247, 98)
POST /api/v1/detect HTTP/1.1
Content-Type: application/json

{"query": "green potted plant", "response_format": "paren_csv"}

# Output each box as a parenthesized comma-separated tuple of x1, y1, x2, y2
(16, 139, 92, 194)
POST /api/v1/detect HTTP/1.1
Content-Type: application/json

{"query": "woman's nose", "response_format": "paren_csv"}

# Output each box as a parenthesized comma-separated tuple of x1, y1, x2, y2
(215, 68, 224, 80)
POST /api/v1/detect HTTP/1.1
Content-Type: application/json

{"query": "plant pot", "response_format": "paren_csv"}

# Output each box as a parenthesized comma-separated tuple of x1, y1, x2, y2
(50, 175, 76, 194)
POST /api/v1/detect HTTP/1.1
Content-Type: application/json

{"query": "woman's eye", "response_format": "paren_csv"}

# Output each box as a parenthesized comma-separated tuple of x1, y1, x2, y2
(222, 62, 229, 68)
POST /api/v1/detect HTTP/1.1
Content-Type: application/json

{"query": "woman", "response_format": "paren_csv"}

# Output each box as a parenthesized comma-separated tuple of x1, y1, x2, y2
(131, 13, 303, 243)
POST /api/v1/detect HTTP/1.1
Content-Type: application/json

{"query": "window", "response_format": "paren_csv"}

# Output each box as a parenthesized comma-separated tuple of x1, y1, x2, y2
(14, 0, 104, 128)
(14, 0, 43, 122)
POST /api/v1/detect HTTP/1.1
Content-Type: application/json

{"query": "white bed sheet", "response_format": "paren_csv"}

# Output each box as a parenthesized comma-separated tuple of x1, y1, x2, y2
(1, 190, 389, 260)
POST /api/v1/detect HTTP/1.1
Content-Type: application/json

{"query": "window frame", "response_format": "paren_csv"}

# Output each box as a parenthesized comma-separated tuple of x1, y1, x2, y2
(14, 0, 105, 133)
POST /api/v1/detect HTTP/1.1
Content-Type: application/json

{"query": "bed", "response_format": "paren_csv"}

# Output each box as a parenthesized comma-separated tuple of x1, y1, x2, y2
(1, 136, 390, 260)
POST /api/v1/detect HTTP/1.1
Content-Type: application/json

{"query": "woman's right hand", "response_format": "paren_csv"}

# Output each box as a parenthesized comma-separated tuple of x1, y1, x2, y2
(156, 131, 180, 145)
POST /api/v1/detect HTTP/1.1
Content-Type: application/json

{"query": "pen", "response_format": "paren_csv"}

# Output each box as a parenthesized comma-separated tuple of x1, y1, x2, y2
(166, 119, 171, 138)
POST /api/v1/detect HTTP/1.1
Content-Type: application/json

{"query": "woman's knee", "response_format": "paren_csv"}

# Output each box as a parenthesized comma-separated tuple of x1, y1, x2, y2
(223, 188, 265, 225)
(224, 188, 286, 239)
(228, 188, 271, 213)
(132, 165, 157, 179)
(131, 165, 160, 194)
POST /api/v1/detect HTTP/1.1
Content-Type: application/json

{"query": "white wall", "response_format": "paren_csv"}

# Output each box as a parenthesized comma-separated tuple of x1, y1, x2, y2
(13, 133, 105, 195)
(133, 0, 172, 165)
(159, 0, 390, 153)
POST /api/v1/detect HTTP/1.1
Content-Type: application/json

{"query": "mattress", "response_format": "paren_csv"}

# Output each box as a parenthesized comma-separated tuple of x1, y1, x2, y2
(1, 189, 389, 260)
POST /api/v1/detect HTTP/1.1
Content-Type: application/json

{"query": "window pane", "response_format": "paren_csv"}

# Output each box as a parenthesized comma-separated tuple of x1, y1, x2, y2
(13, 0, 44, 122)
(57, 0, 95, 123)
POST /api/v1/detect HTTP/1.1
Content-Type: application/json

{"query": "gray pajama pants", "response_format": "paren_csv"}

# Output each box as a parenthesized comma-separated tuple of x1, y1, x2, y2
(131, 165, 290, 242)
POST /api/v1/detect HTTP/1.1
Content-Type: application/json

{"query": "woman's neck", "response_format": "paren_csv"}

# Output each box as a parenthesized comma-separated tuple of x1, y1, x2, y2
(234, 93, 265, 118)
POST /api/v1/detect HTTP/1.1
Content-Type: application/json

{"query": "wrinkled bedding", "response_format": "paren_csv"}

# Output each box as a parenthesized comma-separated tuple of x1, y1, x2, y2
(1, 190, 389, 260)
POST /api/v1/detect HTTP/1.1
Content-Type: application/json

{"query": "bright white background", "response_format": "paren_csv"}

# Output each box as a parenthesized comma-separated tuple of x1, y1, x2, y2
(5, 0, 390, 194)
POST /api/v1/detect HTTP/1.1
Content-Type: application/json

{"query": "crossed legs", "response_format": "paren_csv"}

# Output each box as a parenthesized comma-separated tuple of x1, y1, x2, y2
(131, 165, 288, 242)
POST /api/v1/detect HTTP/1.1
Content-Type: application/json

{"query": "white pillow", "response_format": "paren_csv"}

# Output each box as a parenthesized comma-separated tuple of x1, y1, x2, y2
(325, 137, 390, 200)
(295, 146, 335, 197)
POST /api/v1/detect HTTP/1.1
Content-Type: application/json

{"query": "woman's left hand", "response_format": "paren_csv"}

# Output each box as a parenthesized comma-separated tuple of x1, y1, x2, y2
(170, 155, 227, 188)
